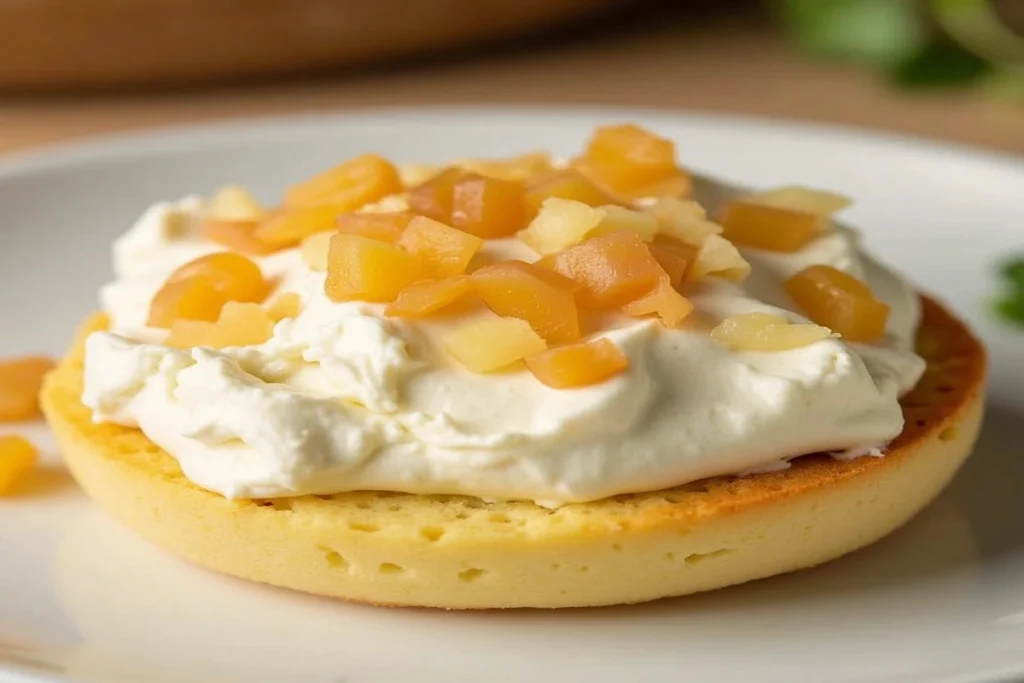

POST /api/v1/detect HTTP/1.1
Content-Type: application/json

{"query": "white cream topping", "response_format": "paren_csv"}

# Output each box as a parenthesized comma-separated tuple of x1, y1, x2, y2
(80, 179, 926, 506)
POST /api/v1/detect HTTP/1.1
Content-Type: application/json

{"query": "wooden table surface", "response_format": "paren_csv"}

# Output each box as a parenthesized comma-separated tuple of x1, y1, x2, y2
(0, 15, 1021, 156)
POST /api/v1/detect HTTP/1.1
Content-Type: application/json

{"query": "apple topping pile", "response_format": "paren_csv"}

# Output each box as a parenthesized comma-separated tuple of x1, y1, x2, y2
(146, 123, 892, 387)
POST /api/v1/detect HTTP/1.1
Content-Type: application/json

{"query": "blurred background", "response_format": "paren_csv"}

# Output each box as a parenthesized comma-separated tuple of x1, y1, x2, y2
(0, 0, 1021, 153)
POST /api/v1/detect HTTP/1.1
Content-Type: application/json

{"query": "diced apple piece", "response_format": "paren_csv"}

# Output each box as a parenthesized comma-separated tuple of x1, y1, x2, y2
(645, 198, 722, 247)
(285, 154, 402, 208)
(720, 200, 824, 252)
(148, 276, 228, 328)
(444, 316, 547, 373)
(359, 194, 411, 214)
(785, 265, 890, 342)
(523, 169, 616, 214)
(690, 234, 751, 282)
(451, 173, 527, 238)
(525, 338, 629, 388)
(168, 252, 268, 304)
(586, 124, 676, 177)
(207, 185, 266, 222)
(579, 125, 678, 195)
(649, 239, 697, 287)
(710, 312, 833, 351)
(324, 234, 422, 302)
(517, 198, 606, 255)
(166, 319, 216, 348)
(543, 232, 666, 308)
(399, 163, 441, 188)
(301, 232, 332, 271)
(385, 276, 474, 318)
(266, 293, 303, 322)
(256, 203, 348, 248)
(472, 261, 580, 343)
(623, 277, 694, 327)
(745, 186, 852, 216)
(397, 216, 484, 277)
(407, 167, 467, 222)
(203, 220, 280, 256)
(457, 152, 553, 181)
(0, 435, 37, 495)
(206, 302, 276, 347)
(167, 303, 276, 348)
(590, 205, 659, 242)
(336, 211, 415, 244)
(623, 169, 693, 200)
(0, 356, 54, 422)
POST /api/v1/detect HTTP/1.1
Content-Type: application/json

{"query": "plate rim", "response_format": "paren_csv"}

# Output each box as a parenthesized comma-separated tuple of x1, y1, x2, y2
(0, 104, 1022, 179)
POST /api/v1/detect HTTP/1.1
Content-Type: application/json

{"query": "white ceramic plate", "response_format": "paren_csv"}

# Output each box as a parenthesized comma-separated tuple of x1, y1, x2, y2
(2, 107, 1023, 683)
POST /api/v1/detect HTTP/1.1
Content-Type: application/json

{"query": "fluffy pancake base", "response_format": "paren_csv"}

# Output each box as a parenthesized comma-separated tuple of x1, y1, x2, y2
(42, 296, 986, 609)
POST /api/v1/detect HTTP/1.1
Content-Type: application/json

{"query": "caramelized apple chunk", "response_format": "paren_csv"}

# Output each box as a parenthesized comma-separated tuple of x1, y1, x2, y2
(745, 186, 852, 216)
(451, 173, 527, 238)
(785, 265, 890, 342)
(543, 232, 666, 308)
(523, 169, 616, 214)
(256, 203, 348, 248)
(0, 356, 55, 422)
(645, 198, 722, 247)
(324, 234, 422, 302)
(720, 201, 824, 252)
(266, 293, 303, 322)
(336, 211, 415, 244)
(150, 251, 268, 329)
(148, 276, 228, 328)
(575, 124, 682, 198)
(517, 198, 606, 255)
(586, 124, 676, 176)
(407, 167, 467, 222)
(207, 185, 266, 222)
(623, 276, 694, 327)
(0, 435, 37, 496)
(203, 219, 279, 256)
(167, 252, 268, 304)
(525, 338, 629, 388)
(397, 216, 484, 277)
(166, 319, 216, 348)
(167, 302, 275, 348)
(385, 276, 474, 318)
(623, 169, 693, 200)
(207, 303, 276, 347)
(456, 152, 553, 181)
(710, 312, 833, 351)
(444, 316, 547, 373)
(648, 238, 697, 287)
(690, 234, 751, 282)
(300, 232, 332, 271)
(285, 154, 402, 208)
(590, 205, 659, 242)
(472, 261, 581, 343)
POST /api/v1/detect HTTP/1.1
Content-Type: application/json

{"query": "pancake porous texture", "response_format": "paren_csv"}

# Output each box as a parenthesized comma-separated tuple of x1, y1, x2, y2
(42, 296, 985, 609)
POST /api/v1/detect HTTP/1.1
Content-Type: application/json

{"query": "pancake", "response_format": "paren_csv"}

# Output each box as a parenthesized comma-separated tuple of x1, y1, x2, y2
(41, 294, 985, 608)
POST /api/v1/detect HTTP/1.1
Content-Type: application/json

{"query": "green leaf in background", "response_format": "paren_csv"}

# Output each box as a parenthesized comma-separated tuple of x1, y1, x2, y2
(773, 0, 927, 65)
(995, 295, 1024, 326)
(983, 67, 1024, 101)
(932, 0, 1024, 63)
(993, 258, 1024, 327)
(889, 40, 992, 88)
(1001, 259, 1024, 291)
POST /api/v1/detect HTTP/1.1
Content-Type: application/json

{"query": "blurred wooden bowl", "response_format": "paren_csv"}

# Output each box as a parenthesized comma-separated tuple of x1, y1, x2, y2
(0, 0, 620, 90)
